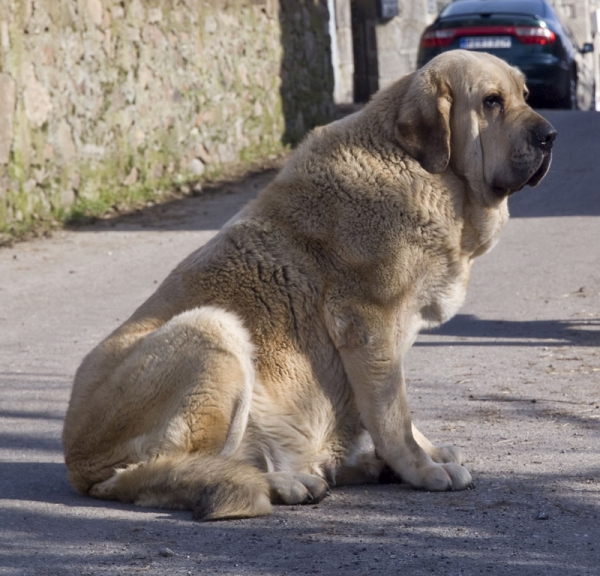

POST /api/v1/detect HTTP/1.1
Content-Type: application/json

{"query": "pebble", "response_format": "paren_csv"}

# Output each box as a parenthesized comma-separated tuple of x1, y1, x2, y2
(159, 547, 175, 557)
(537, 512, 549, 520)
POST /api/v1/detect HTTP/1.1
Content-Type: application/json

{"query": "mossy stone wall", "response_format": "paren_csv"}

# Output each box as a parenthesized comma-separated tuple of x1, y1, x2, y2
(0, 0, 334, 233)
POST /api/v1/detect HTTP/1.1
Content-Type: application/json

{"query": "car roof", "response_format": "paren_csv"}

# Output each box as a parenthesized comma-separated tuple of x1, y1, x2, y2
(439, 0, 551, 19)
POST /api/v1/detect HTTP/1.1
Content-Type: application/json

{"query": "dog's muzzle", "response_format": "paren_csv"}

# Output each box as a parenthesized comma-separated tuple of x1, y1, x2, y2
(524, 120, 556, 188)
(526, 150, 553, 188)
(533, 122, 557, 153)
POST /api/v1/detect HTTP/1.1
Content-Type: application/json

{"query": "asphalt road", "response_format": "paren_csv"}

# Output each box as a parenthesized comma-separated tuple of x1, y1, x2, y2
(1, 110, 599, 576)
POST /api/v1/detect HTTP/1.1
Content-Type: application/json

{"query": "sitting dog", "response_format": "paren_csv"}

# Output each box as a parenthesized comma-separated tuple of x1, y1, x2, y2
(63, 50, 556, 520)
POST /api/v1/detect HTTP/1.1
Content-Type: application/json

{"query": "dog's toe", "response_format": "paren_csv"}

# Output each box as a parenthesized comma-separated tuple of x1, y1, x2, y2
(295, 473, 330, 504)
(428, 443, 465, 465)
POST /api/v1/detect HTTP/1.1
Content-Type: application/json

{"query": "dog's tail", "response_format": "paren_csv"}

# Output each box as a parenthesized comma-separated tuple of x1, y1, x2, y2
(88, 453, 271, 521)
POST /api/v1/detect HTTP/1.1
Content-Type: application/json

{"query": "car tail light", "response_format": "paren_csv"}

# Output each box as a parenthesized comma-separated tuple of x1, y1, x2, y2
(514, 26, 556, 44)
(420, 25, 556, 49)
(420, 29, 456, 48)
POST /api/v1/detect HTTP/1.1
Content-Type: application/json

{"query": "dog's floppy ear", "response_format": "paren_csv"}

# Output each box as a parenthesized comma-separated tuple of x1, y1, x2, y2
(394, 68, 452, 174)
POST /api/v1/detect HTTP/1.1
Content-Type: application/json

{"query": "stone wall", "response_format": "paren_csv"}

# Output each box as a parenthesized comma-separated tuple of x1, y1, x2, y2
(0, 0, 334, 232)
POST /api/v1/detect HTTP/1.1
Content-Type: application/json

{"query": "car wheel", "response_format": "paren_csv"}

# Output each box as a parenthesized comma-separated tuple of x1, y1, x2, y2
(559, 73, 578, 110)
(589, 82, 596, 112)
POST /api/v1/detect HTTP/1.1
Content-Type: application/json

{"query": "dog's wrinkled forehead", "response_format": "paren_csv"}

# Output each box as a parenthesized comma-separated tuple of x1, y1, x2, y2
(478, 57, 526, 95)
(433, 51, 526, 99)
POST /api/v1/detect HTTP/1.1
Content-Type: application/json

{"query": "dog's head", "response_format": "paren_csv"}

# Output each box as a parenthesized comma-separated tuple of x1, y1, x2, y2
(390, 50, 556, 202)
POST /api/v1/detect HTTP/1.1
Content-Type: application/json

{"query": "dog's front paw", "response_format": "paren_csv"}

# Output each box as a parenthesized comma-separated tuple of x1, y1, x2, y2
(414, 462, 472, 491)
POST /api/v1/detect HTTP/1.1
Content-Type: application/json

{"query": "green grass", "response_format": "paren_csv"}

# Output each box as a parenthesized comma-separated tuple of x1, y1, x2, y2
(0, 143, 292, 245)
(65, 181, 167, 225)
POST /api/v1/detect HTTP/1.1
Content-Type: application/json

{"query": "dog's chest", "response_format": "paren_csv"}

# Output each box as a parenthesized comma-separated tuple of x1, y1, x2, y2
(418, 260, 471, 330)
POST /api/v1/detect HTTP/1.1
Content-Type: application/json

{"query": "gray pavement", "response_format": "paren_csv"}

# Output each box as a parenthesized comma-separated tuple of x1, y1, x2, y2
(0, 110, 599, 575)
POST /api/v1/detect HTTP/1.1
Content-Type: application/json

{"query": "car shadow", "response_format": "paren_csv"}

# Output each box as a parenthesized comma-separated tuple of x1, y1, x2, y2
(418, 314, 600, 347)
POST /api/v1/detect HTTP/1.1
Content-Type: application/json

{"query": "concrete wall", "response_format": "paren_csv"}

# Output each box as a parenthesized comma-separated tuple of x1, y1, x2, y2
(329, 0, 434, 102)
(0, 0, 334, 232)
(329, 0, 354, 103)
(554, 0, 595, 43)
(375, 0, 433, 90)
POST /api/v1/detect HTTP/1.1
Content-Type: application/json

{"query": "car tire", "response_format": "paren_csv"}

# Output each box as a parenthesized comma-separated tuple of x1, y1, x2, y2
(589, 82, 596, 112)
(558, 73, 578, 110)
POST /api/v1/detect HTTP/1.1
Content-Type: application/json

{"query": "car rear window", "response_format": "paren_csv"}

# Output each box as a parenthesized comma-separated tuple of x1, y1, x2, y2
(436, 13, 540, 28)
(440, 0, 548, 18)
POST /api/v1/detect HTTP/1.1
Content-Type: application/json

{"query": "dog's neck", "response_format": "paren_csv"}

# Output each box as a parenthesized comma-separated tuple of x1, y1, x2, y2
(459, 179, 510, 258)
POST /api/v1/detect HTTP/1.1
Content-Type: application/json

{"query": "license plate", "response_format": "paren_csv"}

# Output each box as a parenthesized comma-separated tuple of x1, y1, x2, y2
(460, 36, 512, 49)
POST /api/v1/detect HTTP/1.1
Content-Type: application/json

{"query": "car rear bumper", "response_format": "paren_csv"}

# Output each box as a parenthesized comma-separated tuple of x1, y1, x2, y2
(517, 60, 570, 101)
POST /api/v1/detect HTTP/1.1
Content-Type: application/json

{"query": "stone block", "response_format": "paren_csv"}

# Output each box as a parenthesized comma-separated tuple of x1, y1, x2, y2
(43, 143, 54, 162)
(138, 66, 154, 90)
(0, 74, 16, 164)
(17, 0, 33, 28)
(23, 66, 52, 129)
(81, 144, 106, 158)
(122, 167, 138, 186)
(217, 143, 235, 164)
(103, 28, 114, 58)
(41, 45, 56, 66)
(152, 163, 164, 179)
(128, 0, 145, 22)
(87, 0, 103, 28)
(0, 20, 8, 53)
(54, 121, 76, 162)
(145, 25, 167, 50)
(148, 8, 162, 24)
(132, 128, 145, 148)
(111, 5, 125, 20)
(60, 187, 76, 208)
(188, 158, 205, 176)
(195, 143, 212, 164)
(205, 15, 218, 34)
(335, 0, 352, 28)
(238, 64, 249, 87)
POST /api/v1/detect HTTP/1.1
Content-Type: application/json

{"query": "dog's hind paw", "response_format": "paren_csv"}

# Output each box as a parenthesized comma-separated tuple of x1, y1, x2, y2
(265, 472, 330, 505)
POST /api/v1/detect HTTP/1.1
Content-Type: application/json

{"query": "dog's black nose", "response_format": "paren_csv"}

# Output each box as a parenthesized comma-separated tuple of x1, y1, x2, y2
(534, 123, 557, 151)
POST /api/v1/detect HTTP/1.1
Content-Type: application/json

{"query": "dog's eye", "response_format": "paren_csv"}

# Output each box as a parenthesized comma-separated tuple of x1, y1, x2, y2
(484, 94, 504, 110)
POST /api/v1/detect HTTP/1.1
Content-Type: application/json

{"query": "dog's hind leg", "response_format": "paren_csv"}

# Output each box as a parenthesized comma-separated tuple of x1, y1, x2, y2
(65, 306, 270, 520)
(90, 453, 272, 520)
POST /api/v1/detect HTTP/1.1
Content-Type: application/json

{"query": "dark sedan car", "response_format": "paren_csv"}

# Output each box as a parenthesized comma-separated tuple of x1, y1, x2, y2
(417, 0, 594, 109)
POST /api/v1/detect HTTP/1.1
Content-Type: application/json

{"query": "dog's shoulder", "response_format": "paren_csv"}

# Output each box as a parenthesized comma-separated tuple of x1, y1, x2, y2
(259, 113, 464, 263)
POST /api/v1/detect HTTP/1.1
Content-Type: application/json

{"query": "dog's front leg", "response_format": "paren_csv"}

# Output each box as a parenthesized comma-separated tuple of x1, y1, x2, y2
(327, 302, 472, 491)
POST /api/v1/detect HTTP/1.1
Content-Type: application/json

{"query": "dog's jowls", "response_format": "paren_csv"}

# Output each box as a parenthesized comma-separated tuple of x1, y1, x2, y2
(63, 50, 556, 520)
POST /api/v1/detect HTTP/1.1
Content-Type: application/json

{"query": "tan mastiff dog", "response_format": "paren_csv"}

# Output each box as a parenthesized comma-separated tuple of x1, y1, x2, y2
(63, 50, 556, 520)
